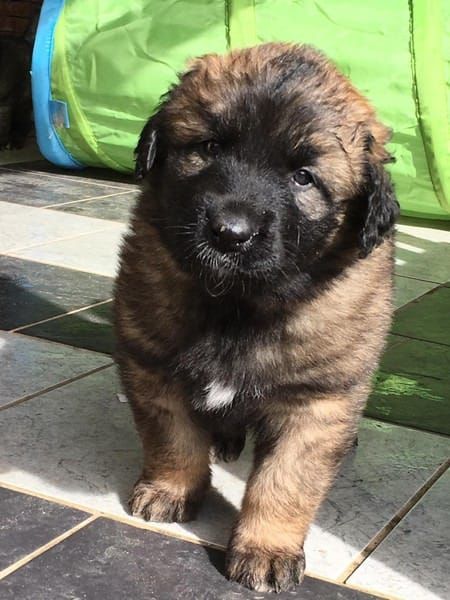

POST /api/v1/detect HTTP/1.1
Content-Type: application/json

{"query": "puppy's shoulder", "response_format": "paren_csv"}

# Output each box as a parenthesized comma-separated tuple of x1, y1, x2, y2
(287, 238, 395, 338)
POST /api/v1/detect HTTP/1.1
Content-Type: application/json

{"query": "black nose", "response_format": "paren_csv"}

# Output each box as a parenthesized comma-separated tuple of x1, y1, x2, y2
(208, 210, 257, 251)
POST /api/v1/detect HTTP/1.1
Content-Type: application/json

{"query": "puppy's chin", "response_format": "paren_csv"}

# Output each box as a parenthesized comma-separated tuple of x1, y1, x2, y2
(192, 245, 279, 298)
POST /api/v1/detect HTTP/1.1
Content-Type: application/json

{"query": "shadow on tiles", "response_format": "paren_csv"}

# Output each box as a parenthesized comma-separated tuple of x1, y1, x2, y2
(0, 275, 115, 354)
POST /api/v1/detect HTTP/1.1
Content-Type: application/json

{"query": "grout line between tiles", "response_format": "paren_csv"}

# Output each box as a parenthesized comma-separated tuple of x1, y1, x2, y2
(384, 336, 407, 350)
(98, 513, 228, 552)
(2, 223, 125, 255)
(338, 458, 450, 583)
(0, 481, 102, 514)
(0, 362, 114, 412)
(0, 165, 136, 191)
(0, 515, 99, 582)
(11, 298, 113, 332)
(394, 273, 442, 286)
(394, 285, 444, 311)
(394, 271, 443, 286)
(390, 332, 450, 348)
(42, 190, 133, 209)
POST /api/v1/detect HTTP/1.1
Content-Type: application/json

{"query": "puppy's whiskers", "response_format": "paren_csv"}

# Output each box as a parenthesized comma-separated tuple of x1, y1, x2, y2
(195, 245, 237, 297)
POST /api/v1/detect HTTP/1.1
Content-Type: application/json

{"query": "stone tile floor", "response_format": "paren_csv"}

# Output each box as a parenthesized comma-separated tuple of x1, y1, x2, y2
(0, 146, 449, 599)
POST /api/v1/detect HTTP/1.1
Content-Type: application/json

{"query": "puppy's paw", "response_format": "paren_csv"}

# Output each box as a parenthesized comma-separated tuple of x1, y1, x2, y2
(129, 480, 202, 523)
(226, 546, 305, 593)
(212, 432, 246, 463)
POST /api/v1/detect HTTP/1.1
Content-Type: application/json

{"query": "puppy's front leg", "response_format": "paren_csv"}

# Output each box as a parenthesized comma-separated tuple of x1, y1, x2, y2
(227, 395, 360, 593)
(122, 357, 211, 523)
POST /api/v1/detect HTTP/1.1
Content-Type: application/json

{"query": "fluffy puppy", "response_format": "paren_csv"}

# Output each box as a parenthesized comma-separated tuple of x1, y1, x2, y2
(114, 43, 398, 593)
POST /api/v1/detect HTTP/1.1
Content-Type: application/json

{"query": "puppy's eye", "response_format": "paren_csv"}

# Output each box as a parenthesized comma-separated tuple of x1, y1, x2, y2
(201, 140, 221, 158)
(293, 169, 314, 187)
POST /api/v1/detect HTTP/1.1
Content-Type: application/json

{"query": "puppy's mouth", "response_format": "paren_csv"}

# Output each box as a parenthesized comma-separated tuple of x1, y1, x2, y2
(195, 245, 240, 296)
(191, 234, 281, 297)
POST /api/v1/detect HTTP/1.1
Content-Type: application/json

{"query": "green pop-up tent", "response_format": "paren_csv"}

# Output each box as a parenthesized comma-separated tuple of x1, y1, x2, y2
(32, 0, 450, 219)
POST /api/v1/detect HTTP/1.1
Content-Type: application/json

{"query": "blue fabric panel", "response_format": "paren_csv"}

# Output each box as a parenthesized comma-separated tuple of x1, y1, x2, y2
(31, 0, 83, 169)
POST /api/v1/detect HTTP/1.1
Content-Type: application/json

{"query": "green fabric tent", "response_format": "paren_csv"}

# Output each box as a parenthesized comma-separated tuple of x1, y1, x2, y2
(33, 0, 450, 219)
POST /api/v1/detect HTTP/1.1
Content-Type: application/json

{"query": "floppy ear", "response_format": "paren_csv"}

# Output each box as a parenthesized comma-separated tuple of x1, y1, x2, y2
(134, 117, 158, 180)
(358, 163, 400, 257)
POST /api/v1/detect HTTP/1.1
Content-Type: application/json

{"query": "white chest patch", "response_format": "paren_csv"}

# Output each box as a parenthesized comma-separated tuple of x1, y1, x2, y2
(204, 381, 236, 411)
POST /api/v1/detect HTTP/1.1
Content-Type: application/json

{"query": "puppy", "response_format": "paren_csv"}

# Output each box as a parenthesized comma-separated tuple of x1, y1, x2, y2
(114, 43, 398, 593)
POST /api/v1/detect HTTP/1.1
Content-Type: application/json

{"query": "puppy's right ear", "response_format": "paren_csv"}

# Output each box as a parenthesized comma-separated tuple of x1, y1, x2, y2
(134, 117, 158, 180)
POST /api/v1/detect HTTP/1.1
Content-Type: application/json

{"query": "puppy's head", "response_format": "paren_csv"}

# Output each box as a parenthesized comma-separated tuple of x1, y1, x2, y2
(136, 43, 398, 299)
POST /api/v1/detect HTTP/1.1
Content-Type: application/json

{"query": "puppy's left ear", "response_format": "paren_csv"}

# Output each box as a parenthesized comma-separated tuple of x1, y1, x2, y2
(359, 162, 400, 257)
(135, 117, 158, 180)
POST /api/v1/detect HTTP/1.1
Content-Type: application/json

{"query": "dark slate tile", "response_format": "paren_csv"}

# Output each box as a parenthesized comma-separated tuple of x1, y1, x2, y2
(0, 517, 381, 599)
(0, 256, 113, 330)
(366, 336, 450, 435)
(54, 191, 138, 223)
(392, 286, 450, 346)
(0, 168, 128, 207)
(0, 331, 112, 408)
(5, 160, 136, 188)
(21, 302, 115, 355)
(0, 486, 88, 572)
